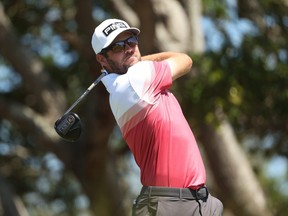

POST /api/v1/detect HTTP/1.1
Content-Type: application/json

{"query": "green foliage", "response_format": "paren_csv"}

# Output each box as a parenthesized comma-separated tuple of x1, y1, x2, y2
(259, 164, 288, 216)
(202, 0, 228, 18)
(184, 40, 287, 146)
(179, 1, 288, 156)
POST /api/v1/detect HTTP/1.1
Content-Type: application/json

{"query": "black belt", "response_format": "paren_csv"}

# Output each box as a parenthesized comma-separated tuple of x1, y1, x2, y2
(140, 186, 209, 200)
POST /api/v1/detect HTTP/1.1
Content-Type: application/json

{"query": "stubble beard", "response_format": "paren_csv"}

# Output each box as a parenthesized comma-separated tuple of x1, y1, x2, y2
(106, 55, 141, 74)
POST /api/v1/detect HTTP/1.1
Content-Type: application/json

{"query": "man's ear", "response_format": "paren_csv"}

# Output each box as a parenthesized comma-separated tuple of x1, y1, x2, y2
(96, 54, 107, 67)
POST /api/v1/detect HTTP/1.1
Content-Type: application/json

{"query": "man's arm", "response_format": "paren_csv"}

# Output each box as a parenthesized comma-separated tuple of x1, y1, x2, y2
(141, 52, 192, 81)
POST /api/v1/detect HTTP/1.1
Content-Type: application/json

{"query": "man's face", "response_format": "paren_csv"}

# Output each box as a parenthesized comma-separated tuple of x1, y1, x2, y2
(97, 31, 141, 74)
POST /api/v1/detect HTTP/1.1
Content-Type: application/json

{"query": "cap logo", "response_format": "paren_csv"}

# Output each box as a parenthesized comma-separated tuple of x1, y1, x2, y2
(103, 22, 128, 36)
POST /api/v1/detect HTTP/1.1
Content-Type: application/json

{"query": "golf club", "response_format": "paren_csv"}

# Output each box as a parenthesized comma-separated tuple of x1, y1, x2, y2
(54, 71, 108, 141)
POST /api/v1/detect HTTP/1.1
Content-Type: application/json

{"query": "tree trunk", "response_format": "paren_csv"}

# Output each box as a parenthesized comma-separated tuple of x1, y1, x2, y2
(73, 1, 129, 215)
(0, 174, 29, 216)
(200, 115, 272, 216)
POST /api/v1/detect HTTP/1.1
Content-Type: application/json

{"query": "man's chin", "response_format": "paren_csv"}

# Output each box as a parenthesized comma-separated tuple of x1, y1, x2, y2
(125, 55, 140, 65)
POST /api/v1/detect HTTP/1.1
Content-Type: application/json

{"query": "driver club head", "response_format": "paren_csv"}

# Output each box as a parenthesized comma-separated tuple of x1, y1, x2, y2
(54, 112, 82, 142)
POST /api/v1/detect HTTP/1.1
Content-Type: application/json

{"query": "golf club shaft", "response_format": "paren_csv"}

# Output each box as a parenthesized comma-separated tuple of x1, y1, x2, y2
(63, 71, 108, 115)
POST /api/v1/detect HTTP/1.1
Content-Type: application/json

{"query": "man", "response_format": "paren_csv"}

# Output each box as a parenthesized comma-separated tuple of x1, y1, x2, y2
(92, 18, 223, 216)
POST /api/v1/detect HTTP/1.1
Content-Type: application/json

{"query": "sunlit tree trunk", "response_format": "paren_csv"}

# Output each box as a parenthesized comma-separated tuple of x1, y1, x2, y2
(183, 0, 205, 53)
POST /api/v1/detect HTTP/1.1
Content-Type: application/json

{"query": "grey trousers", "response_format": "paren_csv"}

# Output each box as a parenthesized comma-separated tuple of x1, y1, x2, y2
(132, 187, 223, 216)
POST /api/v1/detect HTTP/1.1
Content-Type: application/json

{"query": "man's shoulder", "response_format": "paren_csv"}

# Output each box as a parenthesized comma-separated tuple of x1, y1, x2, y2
(127, 61, 152, 76)
(128, 60, 167, 74)
(135, 59, 168, 66)
(132, 60, 153, 68)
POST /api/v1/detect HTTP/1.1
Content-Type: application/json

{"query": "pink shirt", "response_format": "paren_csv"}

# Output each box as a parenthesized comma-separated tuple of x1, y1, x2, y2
(102, 60, 206, 189)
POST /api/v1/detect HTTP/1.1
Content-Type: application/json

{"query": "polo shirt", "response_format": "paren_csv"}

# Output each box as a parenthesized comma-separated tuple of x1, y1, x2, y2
(101, 60, 206, 189)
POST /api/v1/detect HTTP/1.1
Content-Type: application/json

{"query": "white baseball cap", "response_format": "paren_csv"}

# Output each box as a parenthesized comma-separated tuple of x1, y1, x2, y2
(91, 19, 140, 54)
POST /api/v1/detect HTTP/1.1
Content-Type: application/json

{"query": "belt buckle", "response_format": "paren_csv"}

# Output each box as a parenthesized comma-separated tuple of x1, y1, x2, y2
(195, 186, 208, 200)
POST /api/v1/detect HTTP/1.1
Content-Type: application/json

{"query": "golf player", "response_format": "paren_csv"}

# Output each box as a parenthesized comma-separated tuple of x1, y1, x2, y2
(92, 18, 223, 216)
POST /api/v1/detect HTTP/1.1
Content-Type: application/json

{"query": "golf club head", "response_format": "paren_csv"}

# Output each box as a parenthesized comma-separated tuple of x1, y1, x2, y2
(54, 112, 81, 142)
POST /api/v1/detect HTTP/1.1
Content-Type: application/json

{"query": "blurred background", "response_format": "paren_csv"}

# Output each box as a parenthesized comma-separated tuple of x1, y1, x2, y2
(0, 0, 287, 215)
